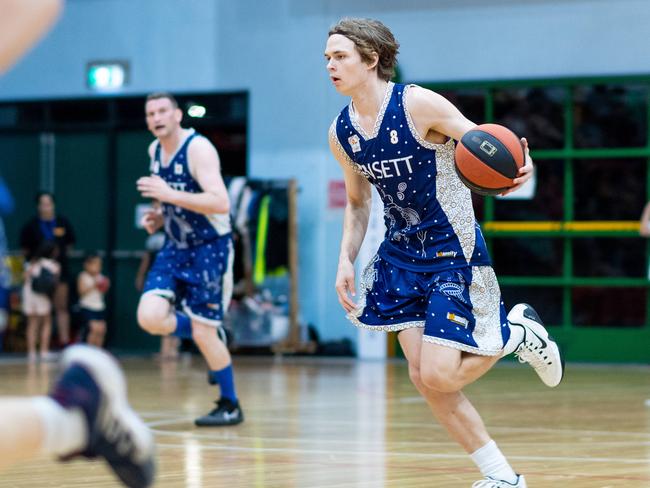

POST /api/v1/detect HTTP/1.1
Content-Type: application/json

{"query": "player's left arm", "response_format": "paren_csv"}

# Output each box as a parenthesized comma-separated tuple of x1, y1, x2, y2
(136, 137, 229, 215)
(185, 136, 230, 214)
(407, 85, 534, 194)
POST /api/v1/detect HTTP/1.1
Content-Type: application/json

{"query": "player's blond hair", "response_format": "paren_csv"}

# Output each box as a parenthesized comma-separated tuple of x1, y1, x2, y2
(328, 18, 399, 82)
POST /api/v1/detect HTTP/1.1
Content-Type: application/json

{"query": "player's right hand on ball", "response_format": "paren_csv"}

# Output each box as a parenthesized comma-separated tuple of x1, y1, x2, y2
(335, 259, 357, 313)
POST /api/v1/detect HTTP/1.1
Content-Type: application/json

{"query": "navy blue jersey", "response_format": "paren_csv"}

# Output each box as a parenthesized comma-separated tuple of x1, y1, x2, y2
(150, 129, 231, 249)
(330, 82, 490, 272)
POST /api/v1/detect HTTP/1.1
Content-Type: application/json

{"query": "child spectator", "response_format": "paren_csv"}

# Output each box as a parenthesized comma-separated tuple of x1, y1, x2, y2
(77, 253, 109, 348)
(22, 241, 59, 362)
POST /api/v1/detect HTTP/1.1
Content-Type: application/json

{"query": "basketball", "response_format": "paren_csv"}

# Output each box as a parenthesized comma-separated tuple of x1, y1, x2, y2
(96, 275, 110, 293)
(454, 123, 525, 195)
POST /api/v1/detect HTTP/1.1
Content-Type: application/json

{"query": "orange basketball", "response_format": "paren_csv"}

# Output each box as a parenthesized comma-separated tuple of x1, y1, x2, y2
(96, 275, 110, 293)
(454, 124, 525, 195)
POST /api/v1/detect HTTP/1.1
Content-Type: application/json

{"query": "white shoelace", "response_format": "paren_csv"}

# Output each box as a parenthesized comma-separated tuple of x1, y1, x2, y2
(514, 341, 548, 371)
(472, 478, 515, 487)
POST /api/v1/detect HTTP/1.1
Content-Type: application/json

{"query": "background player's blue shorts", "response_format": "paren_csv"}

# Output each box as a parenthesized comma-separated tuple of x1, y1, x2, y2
(142, 235, 233, 327)
(347, 255, 509, 356)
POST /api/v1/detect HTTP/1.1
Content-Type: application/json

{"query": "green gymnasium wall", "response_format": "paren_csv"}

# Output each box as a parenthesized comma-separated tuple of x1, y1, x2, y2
(1, 129, 158, 351)
(2, 81, 649, 361)
(0, 134, 40, 248)
(0, 94, 246, 353)
(417, 75, 650, 363)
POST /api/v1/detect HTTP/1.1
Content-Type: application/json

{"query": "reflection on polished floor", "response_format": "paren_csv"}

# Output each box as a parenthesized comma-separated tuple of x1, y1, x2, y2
(0, 354, 649, 487)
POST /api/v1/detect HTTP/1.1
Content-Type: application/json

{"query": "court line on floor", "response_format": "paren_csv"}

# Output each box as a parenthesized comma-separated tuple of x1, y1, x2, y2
(150, 429, 650, 451)
(150, 436, 650, 466)
(143, 414, 650, 439)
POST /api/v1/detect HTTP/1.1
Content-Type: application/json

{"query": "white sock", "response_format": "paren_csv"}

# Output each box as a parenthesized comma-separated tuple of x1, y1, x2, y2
(470, 439, 518, 483)
(501, 324, 525, 357)
(31, 397, 88, 457)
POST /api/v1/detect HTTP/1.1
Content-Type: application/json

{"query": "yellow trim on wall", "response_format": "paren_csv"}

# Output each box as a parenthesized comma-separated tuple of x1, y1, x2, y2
(482, 221, 640, 233)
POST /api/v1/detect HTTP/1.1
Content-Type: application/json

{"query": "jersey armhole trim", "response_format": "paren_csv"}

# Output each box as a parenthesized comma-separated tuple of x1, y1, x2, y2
(329, 118, 366, 176)
(402, 84, 455, 151)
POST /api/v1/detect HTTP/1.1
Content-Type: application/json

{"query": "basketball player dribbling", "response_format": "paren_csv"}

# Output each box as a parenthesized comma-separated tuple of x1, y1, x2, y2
(326, 18, 564, 487)
(0, 2, 155, 487)
(136, 92, 243, 426)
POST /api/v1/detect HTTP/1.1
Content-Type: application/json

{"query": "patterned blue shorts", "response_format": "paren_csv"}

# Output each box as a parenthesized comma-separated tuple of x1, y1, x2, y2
(143, 235, 233, 327)
(348, 255, 509, 356)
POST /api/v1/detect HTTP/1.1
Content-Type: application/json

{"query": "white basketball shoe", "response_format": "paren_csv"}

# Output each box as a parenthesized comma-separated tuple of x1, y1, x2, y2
(507, 303, 565, 388)
(51, 345, 156, 487)
(472, 474, 527, 487)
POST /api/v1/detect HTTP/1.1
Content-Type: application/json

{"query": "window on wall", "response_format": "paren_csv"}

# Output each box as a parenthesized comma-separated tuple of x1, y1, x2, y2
(438, 89, 485, 125)
(573, 85, 647, 148)
(492, 237, 563, 276)
(572, 287, 646, 327)
(427, 77, 650, 333)
(494, 159, 564, 221)
(573, 238, 645, 278)
(573, 158, 646, 220)
(494, 87, 565, 149)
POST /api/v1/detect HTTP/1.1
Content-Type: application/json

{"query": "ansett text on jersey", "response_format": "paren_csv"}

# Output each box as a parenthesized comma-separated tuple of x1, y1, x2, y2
(330, 82, 490, 272)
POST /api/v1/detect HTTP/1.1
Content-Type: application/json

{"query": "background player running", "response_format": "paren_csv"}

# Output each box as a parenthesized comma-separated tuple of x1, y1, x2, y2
(136, 92, 243, 426)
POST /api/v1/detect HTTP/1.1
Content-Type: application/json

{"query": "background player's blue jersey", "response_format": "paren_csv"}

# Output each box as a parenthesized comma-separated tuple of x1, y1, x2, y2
(330, 82, 490, 273)
(150, 129, 231, 249)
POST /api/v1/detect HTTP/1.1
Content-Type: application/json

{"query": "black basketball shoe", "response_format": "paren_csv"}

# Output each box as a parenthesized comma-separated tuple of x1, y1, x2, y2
(195, 397, 244, 427)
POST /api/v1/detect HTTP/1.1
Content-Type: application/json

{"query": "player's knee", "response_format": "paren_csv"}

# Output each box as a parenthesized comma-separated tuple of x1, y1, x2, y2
(137, 305, 167, 334)
(191, 323, 213, 345)
(419, 364, 462, 393)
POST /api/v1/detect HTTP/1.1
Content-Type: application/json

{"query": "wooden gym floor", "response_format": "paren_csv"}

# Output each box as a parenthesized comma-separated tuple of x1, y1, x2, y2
(0, 354, 649, 487)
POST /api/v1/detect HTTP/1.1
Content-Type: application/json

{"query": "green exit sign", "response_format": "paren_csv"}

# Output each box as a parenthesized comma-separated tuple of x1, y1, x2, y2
(87, 61, 129, 91)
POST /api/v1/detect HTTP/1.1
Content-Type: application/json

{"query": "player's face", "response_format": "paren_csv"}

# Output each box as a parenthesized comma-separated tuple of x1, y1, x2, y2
(84, 257, 101, 275)
(37, 194, 55, 220)
(145, 98, 182, 139)
(325, 34, 374, 96)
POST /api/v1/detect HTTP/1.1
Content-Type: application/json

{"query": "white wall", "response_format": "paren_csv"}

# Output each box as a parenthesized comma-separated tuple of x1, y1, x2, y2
(1, 0, 649, 346)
